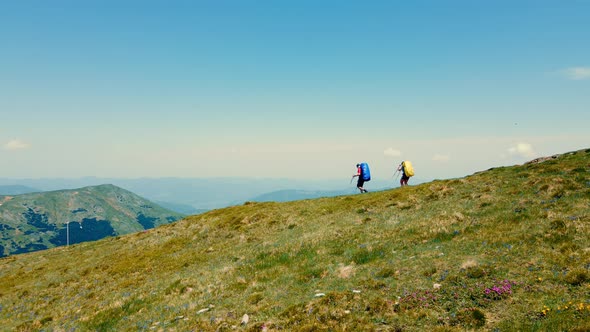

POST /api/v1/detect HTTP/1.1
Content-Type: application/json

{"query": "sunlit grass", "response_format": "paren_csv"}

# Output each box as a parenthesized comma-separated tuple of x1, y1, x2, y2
(1, 149, 589, 331)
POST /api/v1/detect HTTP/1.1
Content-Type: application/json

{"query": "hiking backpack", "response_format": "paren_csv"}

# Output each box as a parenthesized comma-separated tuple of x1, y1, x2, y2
(360, 162, 371, 181)
(402, 161, 414, 177)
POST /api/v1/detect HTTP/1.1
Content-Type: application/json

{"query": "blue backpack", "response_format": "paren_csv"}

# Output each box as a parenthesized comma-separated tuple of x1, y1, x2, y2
(360, 162, 371, 181)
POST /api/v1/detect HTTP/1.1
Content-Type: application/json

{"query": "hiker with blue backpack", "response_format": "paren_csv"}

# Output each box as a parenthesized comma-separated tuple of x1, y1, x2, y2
(352, 162, 371, 193)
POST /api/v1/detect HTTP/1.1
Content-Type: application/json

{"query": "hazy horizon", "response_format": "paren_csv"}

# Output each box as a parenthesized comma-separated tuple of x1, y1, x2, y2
(1, 175, 428, 210)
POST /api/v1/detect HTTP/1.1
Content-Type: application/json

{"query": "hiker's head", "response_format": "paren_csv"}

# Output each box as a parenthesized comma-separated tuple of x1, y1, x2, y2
(356, 164, 360, 167)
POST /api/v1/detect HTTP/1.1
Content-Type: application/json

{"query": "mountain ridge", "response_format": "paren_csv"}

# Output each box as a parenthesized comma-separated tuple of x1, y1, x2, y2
(0, 184, 184, 257)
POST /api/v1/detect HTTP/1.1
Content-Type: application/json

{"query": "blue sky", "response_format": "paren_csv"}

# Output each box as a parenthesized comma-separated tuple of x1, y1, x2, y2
(1, 0, 589, 181)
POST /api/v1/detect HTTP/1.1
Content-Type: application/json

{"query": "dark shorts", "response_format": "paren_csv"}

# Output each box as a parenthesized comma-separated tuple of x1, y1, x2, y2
(401, 174, 409, 185)
(357, 178, 365, 187)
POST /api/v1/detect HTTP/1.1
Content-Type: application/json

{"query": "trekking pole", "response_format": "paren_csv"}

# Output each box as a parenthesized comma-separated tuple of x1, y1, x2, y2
(396, 163, 404, 179)
(350, 175, 355, 184)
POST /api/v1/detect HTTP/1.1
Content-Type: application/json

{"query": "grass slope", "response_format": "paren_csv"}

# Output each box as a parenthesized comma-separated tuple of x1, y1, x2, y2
(1, 149, 589, 331)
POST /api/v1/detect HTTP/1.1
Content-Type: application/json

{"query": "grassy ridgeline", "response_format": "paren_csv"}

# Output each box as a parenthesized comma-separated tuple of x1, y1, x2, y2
(1, 149, 589, 331)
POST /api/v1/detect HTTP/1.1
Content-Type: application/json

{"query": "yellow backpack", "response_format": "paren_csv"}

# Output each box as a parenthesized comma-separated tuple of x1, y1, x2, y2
(403, 161, 414, 177)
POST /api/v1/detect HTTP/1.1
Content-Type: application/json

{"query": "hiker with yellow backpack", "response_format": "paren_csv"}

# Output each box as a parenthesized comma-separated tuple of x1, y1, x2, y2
(396, 160, 414, 186)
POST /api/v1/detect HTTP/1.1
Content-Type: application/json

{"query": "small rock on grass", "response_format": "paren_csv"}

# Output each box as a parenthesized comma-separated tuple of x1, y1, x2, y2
(241, 313, 249, 325)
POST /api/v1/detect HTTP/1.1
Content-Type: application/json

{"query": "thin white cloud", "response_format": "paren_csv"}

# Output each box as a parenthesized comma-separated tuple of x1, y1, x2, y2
(4, 139, 31, 151)
(561, 67, 590, 80)
(432, 154, 450, 162)
(383, 147, 402, 157)
(507, 142, 536, 158)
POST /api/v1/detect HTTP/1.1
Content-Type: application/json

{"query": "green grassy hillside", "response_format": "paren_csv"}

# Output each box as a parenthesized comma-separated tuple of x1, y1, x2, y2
(0, 184, 184, 257)
(1, 150, 589, 331)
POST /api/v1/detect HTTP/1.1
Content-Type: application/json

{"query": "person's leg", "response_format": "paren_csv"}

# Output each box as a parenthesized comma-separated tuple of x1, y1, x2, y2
(401, 175, 409, 186)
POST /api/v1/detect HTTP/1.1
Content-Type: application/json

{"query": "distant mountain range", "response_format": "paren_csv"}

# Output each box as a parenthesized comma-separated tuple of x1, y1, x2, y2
(249, 188, 362, 202)
(0, 177, 422, 211)
(0, 185, 41, 195)
(0, 184, 184, 257)
(152, 200, 207, 215)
